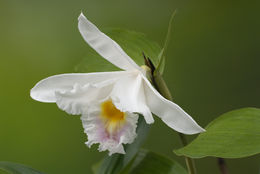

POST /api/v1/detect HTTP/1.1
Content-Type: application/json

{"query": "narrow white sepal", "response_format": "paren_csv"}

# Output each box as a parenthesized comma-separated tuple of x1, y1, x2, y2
(141, 74, 205, 134)
(78, 13, 141, 71)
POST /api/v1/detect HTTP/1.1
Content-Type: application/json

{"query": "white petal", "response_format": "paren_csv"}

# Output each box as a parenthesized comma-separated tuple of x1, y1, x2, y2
(55, 82, 114, 115)
(78, 13, 141, 71)
(111, 72, 154, 124)
(141, 75, 205, 134)
(30, 71, 130, 103)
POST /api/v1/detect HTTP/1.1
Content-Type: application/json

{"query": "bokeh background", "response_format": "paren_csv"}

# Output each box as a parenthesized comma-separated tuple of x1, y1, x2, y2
(0, 0, 259, 173)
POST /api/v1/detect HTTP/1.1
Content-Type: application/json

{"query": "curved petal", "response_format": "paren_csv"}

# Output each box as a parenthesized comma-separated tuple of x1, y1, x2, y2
(30, 71, 131, 103)
(141, 75, 205, 134)
(111, 72, 154, 124)
(78, 13, 141, 71)
(55, 82, 114, 115)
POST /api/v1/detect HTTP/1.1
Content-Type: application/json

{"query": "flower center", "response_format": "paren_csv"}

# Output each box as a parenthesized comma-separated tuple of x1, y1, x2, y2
(101, 100, 125, 122)
(100, 100, 126, 136)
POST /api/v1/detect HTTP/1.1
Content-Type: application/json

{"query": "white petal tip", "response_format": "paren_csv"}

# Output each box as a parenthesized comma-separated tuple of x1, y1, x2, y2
(30, 88, 35, 99)
(144, 117, 154, 124)
(78, 12, 86, 21)
(184, 126, 206, 135)
(30, 87, 42, 102)
(196, 125, 206, 133)
(29, 86, 56, 103)
(199, 127, 206, 133)
(146, 120, 154, 124)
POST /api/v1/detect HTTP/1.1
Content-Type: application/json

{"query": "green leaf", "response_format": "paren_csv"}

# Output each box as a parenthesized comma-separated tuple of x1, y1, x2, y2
(95, 116, 150, 174)
(0, 161, 45, 174)
(75, 28, 162, 73)
(174, 107, 260, 158)
(120, 149, 188, 174)
(156, 10, 177, 74)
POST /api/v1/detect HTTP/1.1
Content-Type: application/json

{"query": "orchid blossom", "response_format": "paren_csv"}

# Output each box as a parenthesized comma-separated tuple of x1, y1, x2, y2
(30, 13, 204, 155)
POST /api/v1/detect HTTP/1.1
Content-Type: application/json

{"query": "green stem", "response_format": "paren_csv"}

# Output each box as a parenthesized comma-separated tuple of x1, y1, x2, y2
(217, 158, 228, 174)
(152, 71, 197, 174)
(178, 133, 197, 174)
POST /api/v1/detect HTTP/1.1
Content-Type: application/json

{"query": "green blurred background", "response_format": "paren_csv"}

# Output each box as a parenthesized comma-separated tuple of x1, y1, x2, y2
(0, 0, 259, 173)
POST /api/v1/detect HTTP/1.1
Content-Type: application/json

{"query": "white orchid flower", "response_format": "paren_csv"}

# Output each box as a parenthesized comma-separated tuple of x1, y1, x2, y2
(30, 13, 204, 155)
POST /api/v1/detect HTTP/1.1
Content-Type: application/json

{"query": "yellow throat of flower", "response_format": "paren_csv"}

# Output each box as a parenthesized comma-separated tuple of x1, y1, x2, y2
(101, 100, 126, 134)
(101, 100, 125, 122)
